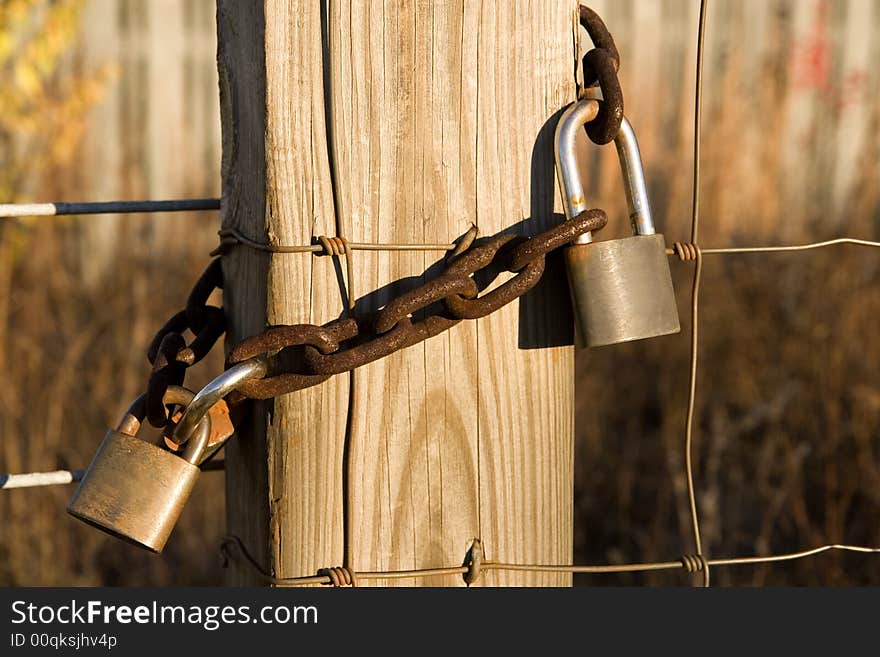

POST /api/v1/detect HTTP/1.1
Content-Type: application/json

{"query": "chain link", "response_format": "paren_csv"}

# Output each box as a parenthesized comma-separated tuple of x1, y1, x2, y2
(145, 259, 226, 427)
(578, 5, 624, 145)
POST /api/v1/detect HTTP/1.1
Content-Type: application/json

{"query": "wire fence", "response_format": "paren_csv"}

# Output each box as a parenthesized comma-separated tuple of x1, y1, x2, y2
(4, 225, 877, 584)
(0, 199, 220, 217)
(0, 460, 225, 490)
(218, 536, 880, 587)
(1, 0, 878, 586)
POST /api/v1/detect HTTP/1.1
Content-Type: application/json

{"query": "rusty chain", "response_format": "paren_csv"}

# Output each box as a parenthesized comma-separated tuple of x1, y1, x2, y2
(141, 3, 618, 421)
(141, 209, 607, 412)
(578, 5, 623, 145)
(145, 259, 226, 427)
(229, 209, 607, 399)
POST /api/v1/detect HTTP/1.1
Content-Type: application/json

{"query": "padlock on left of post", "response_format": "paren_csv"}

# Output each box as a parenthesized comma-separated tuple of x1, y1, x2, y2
(68, 386, 211, 553)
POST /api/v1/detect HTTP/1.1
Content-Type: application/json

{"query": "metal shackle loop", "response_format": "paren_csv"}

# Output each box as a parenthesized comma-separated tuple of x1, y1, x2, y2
(555, 99, 655, 244)
(614, 116, 655, 238)
(171, 356, 269, 454)
(116, 385, 213, 466)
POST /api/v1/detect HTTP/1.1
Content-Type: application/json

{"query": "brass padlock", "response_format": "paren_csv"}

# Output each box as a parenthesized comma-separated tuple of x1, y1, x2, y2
(67, 386, 212, 553)
(555, 98, 680, 347)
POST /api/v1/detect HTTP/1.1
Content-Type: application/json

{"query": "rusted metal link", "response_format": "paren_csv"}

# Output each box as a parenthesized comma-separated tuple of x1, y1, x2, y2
(578, 5, 624, 145)
(373, 274, 478, 334)
(146, 332, 188, 427)
(144, 260, 228, 424)
(185, 258, 224, 329)
(228, 321, 358, 399)
(146, 312, 221, 426)
(183, 259, 226, 364)
(304, 312, 464, 378)
(147, 260, 226, 367)
(582, 53, 624, 145)
(146, 311, 190, 365)
(444, 233, 518, 276)
(579, 5, 620, 76)
(232, 371, 329, 400)
(506, 209, 608, 272)
(442, 233, 547, 319)
(184, 306, 226, 365)
(444, 256, 546, 320)
(229, 323, 344, 362)
(305, 318, 416, 376)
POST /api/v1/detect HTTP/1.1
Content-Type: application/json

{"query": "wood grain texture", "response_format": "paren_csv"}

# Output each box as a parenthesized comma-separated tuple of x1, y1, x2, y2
(220, 0, 580, 586)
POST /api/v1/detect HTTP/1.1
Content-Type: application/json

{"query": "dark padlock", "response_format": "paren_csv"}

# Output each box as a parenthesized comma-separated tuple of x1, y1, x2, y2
(555, 98, 680, 347)
(67, 386, 212, 553)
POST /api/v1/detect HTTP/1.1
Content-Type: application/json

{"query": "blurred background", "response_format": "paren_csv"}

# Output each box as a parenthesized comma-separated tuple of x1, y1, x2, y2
(0, 0, 877, 586)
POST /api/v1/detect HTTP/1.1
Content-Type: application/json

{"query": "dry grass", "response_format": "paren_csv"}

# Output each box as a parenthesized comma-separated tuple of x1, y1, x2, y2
(574, 240, 880, 586)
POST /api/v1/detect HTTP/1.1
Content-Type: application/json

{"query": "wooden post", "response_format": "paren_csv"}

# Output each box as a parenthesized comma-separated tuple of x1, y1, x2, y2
(218, 1, 579, 586)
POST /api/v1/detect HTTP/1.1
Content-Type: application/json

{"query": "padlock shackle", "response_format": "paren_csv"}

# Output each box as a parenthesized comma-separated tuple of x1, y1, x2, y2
(171, 356, 269, 457)
(555, 99, 600, 242)
(614, 116, 655, 238)
(117, 386, 199, 436)
(555, 99, 655, 243)
(114, 386, 213, 466)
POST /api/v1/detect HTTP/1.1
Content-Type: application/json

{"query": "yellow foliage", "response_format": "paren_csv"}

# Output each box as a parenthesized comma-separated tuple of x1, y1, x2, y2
(0, 0, 110, 203)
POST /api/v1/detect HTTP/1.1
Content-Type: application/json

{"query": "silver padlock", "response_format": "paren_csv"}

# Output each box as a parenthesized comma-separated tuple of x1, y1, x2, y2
(555, 99, 680, 347)
(68, 386, 212, 552)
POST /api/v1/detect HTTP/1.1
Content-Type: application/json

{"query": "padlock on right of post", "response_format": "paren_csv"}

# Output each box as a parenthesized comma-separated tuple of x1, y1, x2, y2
(554, 99, 680, 348)
(67, 386, 212, 553)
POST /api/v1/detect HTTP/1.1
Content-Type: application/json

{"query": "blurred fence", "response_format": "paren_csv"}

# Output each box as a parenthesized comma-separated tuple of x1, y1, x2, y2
(0, 0, 878, 585)
(582, 0, 879, 245)
(68, 0, 221, 282)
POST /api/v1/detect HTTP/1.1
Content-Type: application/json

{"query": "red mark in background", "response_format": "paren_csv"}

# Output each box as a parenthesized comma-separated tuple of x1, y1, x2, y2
(791, 0, 866, 114)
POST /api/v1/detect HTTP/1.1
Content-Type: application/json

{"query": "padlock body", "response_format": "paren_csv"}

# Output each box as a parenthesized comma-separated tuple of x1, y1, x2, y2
(68, 430, 200, 553)
(565, 233, 680, 347)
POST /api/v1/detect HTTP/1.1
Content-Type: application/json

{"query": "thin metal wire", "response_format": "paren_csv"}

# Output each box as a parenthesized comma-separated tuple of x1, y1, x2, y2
(214, 226, 466, 254)
(690, 0, 708, 246)
(0, 199, 220, 217)
(701, 238, 880, 253)
(683, 247, 707, 586)
(709, 544, 880, 566)
(220, 535, 879, 586)
(0, 460, 225, 489)
(680, 0, 711, 588)
(0, 469, 85, 489)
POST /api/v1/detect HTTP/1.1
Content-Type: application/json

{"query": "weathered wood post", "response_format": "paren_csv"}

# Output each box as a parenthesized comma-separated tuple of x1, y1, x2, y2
(218, 1, 579, 586)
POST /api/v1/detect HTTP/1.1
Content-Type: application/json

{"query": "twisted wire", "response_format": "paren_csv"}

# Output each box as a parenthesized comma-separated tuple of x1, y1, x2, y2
(671, 241, 700, 261)
(681, 554, 707, 574)
(220, 535, 879, 587)
(316, 235, 356, 312)
(318, 566, 358, 587)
